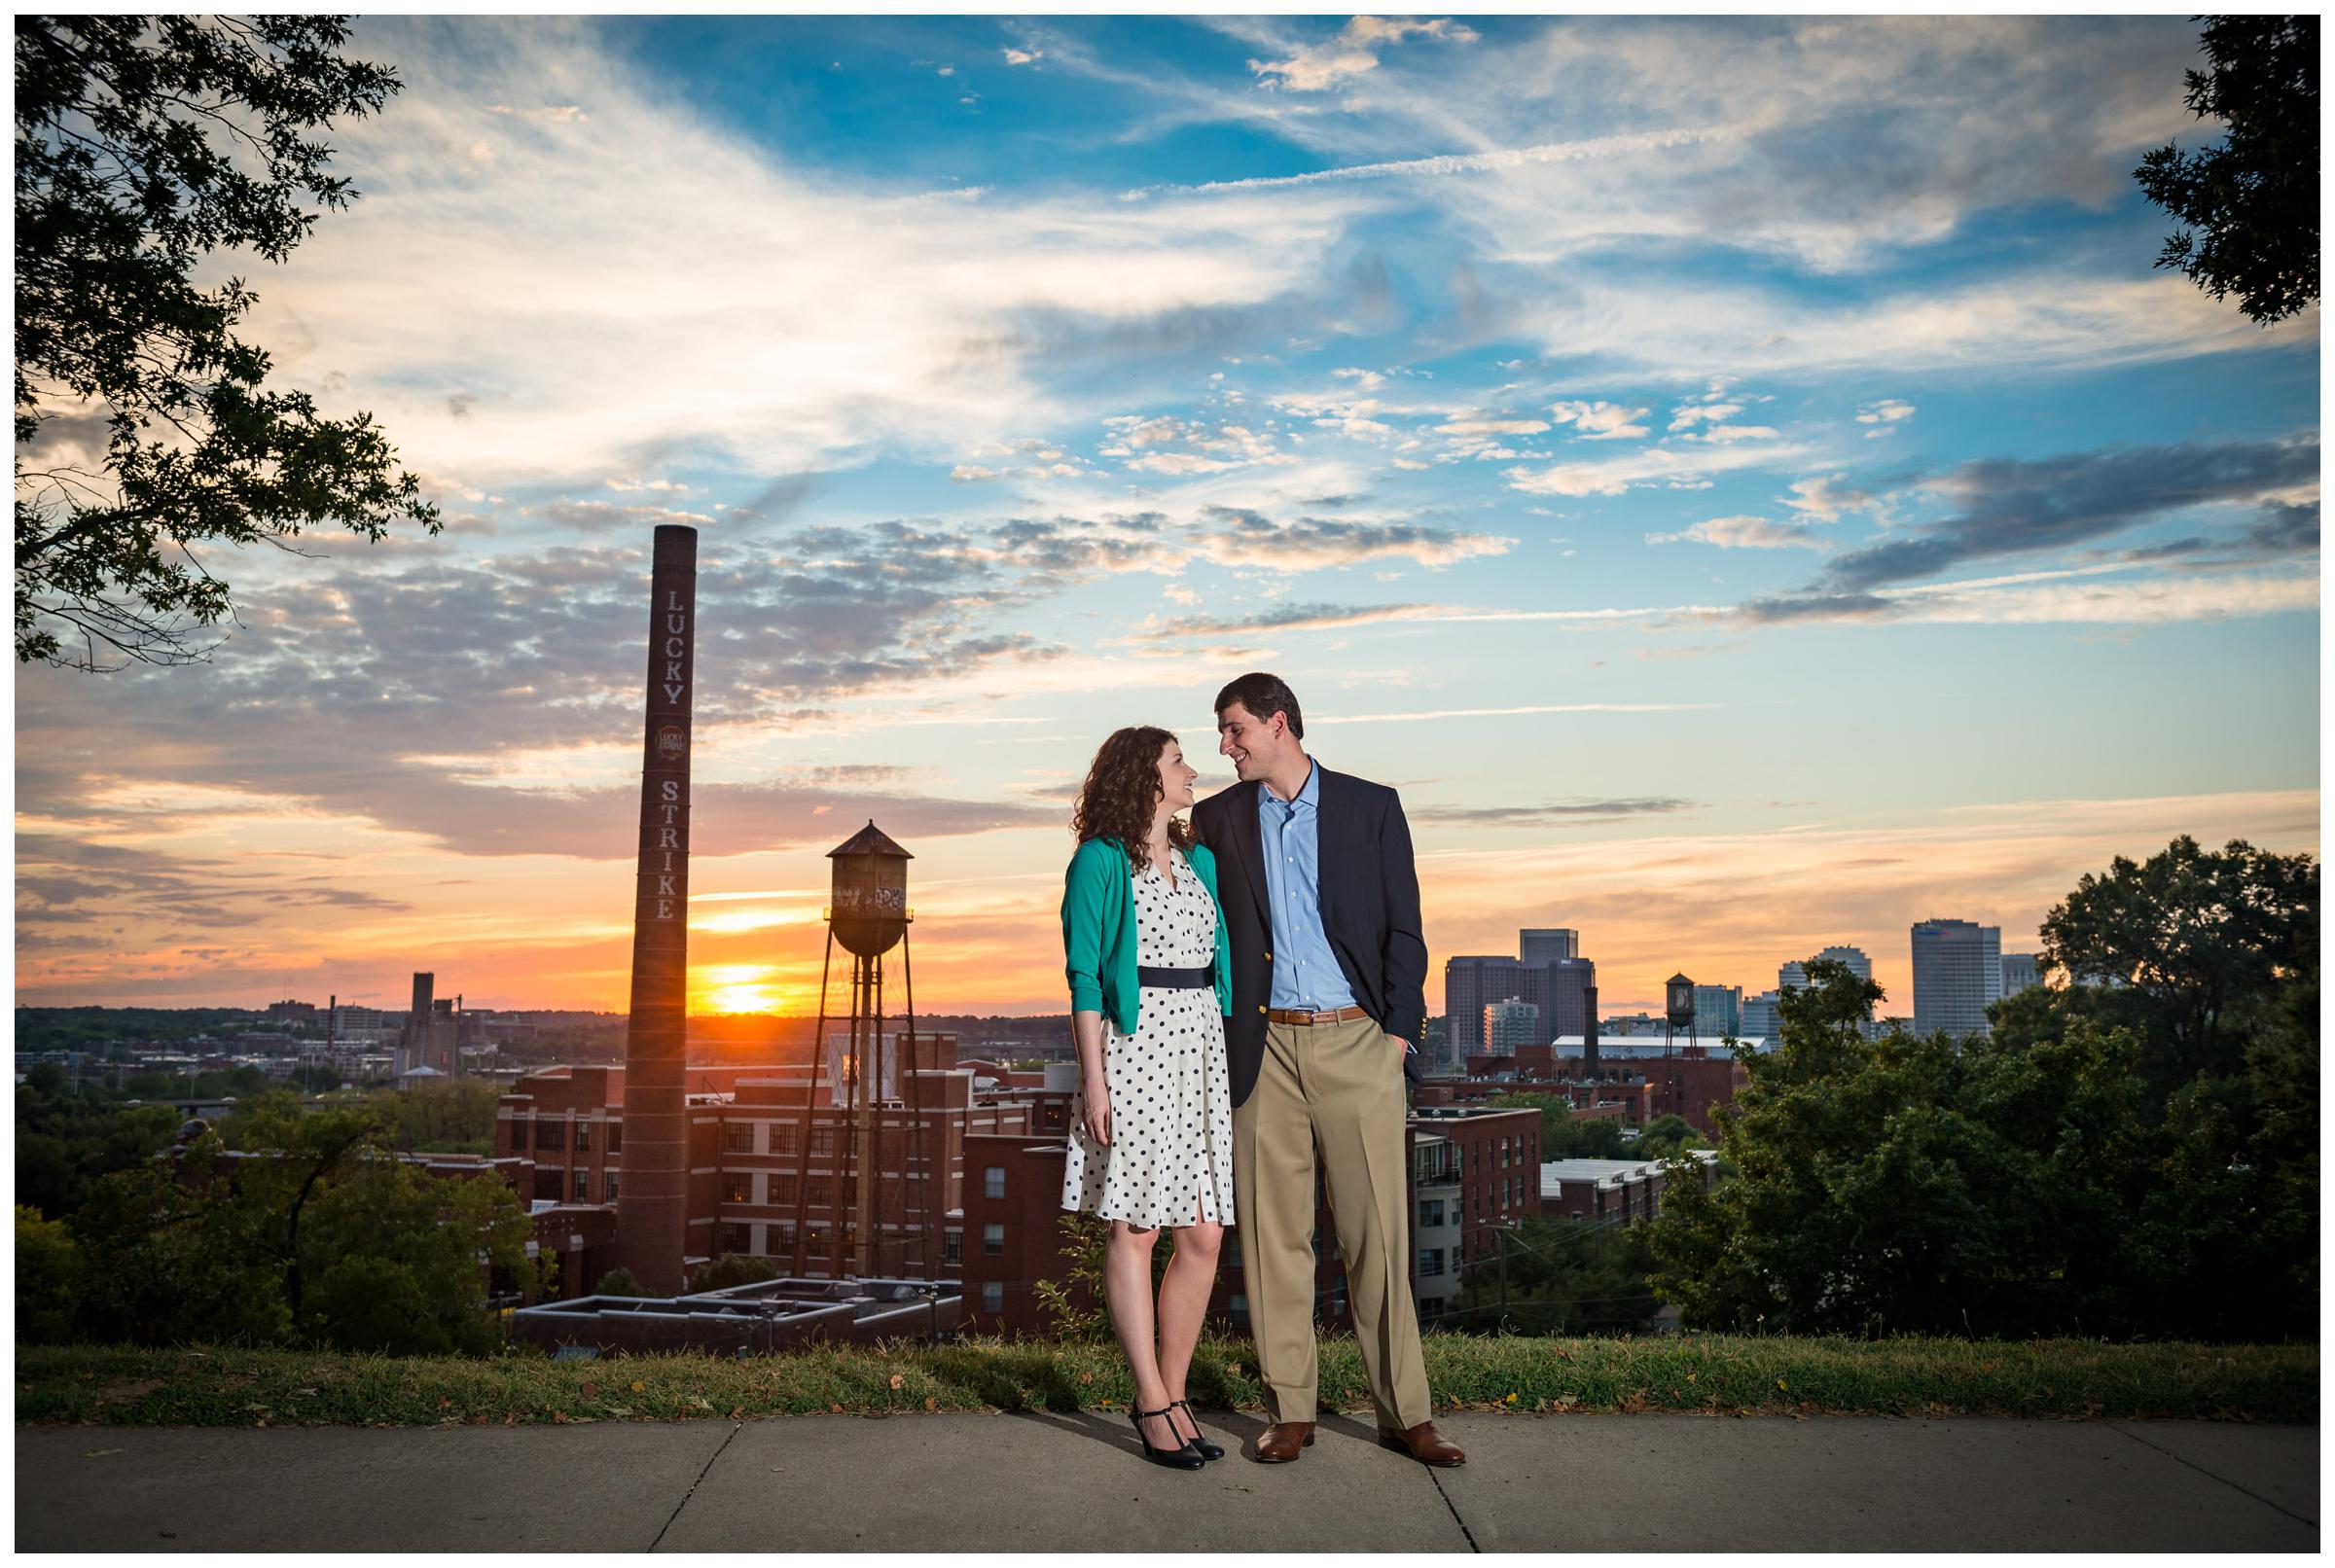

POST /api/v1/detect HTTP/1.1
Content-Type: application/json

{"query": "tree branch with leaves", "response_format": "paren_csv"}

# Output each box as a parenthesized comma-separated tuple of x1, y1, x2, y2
(15, 14, 439, 671)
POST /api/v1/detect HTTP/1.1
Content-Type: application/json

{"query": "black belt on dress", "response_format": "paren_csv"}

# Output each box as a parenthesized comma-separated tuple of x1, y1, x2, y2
(1137, 964, 1214, 990)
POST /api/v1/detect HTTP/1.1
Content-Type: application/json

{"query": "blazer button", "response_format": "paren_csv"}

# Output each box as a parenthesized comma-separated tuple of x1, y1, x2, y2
(1257, 1005, 1267, 1015)
(1263, 951, 1272, 962)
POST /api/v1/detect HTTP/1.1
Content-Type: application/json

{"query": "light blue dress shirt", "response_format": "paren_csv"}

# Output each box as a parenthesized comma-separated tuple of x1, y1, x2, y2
(1258, 759, 1358, 1012)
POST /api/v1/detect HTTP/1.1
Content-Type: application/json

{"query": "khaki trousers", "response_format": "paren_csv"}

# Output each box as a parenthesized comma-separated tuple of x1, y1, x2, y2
(1233, 1014, 1432, 1429)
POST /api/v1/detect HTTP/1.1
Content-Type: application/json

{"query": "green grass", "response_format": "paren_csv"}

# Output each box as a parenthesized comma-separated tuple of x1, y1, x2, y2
(16, 1334, 2315, 1428)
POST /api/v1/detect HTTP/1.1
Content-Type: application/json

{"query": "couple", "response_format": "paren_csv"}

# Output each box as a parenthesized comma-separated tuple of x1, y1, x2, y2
(1058, 671, 1463, 1472)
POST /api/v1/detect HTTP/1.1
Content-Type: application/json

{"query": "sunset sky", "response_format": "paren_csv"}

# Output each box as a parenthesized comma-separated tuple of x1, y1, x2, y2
(15, 15, 2320, 1021)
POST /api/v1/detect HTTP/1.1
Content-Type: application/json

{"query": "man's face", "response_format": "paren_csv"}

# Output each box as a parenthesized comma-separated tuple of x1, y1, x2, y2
(1217, 700, 1290, 781)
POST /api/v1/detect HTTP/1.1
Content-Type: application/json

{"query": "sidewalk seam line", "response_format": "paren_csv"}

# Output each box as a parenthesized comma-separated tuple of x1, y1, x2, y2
(651, 1419, 742, 1551)
(1424, 1463, 1480, 1552)
(2109, 1423, 2317, 1530)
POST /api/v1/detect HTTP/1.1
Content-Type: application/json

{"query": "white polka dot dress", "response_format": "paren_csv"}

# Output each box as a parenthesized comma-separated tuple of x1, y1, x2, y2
(1061, 846, 1236, 1229)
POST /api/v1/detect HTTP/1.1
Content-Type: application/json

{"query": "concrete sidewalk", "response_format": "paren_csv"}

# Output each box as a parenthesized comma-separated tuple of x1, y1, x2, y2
(17, 1410, 2318, 1552)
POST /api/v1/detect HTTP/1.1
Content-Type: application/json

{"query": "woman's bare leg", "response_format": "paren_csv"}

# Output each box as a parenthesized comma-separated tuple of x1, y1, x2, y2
(1105, 1221, 1180, 1450)
(1158, 1190, 1224, 1443)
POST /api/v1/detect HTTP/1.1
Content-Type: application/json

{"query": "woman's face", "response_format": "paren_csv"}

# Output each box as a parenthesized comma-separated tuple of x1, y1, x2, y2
(1156, 737, 1198, 811)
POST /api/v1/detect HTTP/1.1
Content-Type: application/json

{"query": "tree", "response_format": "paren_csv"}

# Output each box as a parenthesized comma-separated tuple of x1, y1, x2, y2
(17, 1203, 84, 1342)
(1645, 939, 2317, 1340)
(1633, 1114, 1698, 1158)
(300, 1161, 545, 1355)
(591, 1265, 647, 1298)
(1447, 1216, 1661, 1336)
(15, 15, 439, 670)
(221, 1091, 384, 1336)
(2135, 16, 2318, 324)
(2040, 835, 2317, 1090)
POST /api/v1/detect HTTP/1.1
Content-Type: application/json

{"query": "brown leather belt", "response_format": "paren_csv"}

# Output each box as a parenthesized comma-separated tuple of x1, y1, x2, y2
(1266, 1005, 1373, 1026)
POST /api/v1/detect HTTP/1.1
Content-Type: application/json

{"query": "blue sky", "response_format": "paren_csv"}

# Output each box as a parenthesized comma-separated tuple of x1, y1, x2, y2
(16, 15, 2319, 1016)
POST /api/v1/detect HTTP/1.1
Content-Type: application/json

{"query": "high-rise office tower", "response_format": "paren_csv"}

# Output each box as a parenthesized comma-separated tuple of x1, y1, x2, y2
(1519, 928, 1579, 965)
(2000, 952, 2041, 996)
(1691, 983, 1742, 1040)
(1912, 919, 2001, 1042)
(1446, 950, 1596, 1053)
(1741, 989, 1782, 1040)
(1778, 945, 1874, 992)
(1484, 998, 1539, 1055)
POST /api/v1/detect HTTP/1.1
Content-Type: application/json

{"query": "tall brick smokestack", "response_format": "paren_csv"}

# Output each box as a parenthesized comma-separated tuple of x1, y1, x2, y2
(616, 524, 696, 1294)
(1582, 984, 1599, 1078)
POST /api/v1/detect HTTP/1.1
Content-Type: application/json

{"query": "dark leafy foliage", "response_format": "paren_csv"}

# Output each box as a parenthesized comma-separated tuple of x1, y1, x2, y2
(2135, 16, 2318, 324)
(1646, 837, 2318, 1341)
(1446, 1215, 1662, 1336)
(15, 15, 438, 669)
(33, 1088, 550, 1354)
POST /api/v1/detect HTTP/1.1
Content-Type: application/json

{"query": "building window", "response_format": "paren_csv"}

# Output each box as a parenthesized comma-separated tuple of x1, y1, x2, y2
(981, 1282, 1003, 1313)
(604, 1170, 619, 1202)
(770, 1174, 798, 1205)
(772, 1224, 796, 1256)
(810, 1128, 836, 1158)
(1228, 1293, 1249, 1328)
(606, 1121, 623, 1154)
(983, 1165, 1005, 1199)
(1419, 1248, 1444, 1277)
(942, 1230, 962, 1267)
(532, 1167, 563, 1202)
(808, 1176, 832, 1208)
(573, 1169, 593, 1203)
(1419, 1198, 1444, 1228)
(573, 1122, 592, 1154)
(771, 1123, 798, 1157)
(724, 1175, 751, 1205)
(982, 1223, 1005, 1256)
(721, 1123, 755, 1156)
(508, 1117, 530, 1155)
(535, 1119, 565, 1152)
(719, 1223, 749, 1255)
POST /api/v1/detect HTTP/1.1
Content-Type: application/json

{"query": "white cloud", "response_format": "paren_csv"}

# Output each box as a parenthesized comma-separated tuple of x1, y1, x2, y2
(244, 18, 1377, 490)
(1669, 400, 1742, 431)
(1856, 398, 1917, 424)
(1249, 17, 1479, 93)
(1782, 474, 1880, 523)
(1003, 47, 1042, 66)
(1514, 272, 2316, 383)
(1647, 515, 1826, 550)
(1441, 417, 1551, 436)
(1505, 438, 1814, 497)
(1549, 400, 1651, 441)
(950, 465, 998, 482)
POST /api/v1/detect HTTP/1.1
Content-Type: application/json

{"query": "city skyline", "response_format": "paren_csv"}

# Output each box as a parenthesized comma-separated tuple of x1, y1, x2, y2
(15, 16, 2319, 1019)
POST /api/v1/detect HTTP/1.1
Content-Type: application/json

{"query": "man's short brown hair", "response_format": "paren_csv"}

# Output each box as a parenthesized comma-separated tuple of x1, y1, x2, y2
(1214, 671, 1303, 740)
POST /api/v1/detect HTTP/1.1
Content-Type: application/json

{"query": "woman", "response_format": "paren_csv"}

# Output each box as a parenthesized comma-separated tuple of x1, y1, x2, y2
(1060, 725, 1235, 1470)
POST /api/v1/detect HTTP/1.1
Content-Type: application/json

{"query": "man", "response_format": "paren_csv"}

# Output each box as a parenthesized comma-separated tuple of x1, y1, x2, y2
(1192, 671, 1463, 1468)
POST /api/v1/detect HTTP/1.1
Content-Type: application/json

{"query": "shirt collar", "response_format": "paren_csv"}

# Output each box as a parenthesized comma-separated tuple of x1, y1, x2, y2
(1262, 757, 1319, 811)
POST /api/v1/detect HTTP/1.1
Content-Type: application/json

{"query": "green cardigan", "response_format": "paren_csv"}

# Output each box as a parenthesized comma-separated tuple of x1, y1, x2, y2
(1061, 837, 1234, 1035)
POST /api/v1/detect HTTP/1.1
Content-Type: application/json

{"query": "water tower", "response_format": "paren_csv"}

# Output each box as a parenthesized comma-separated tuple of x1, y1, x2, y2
(1664, 972, 1699, 1057)
(812, 821, 920, 1278)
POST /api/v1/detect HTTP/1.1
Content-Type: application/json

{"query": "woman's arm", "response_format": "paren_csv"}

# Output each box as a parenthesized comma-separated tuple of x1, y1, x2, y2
(1072, 1009, 1110, 1145)
(1061, 841, 1114, 1143)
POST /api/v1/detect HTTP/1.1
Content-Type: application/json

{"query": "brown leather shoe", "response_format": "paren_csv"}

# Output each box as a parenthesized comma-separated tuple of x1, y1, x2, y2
(1378, 1419, 1465, 1467)
(1252, 1421, 1315, 1463)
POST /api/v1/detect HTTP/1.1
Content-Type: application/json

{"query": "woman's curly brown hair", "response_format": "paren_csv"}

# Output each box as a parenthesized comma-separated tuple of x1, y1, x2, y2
(1072, 725, 1195, 872)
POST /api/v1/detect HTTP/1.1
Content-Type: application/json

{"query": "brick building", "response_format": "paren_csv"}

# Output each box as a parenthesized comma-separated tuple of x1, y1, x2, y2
(495, 1039, 1075, 1297)
(1539, 1153, 1719, 1224)
(955, 1103, 1542, 1336)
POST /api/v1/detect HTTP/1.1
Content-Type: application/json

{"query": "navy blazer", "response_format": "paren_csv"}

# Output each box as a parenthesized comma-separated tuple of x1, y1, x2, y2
(1193, 765, 1428, 1108)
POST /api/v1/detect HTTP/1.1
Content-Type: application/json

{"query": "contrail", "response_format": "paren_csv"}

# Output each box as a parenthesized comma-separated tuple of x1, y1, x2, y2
(1122, 123, 1746, 200)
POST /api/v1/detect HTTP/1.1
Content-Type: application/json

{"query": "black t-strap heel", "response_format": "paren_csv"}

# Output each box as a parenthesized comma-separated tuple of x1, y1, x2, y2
(1129, 1403, 1206, 1470)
